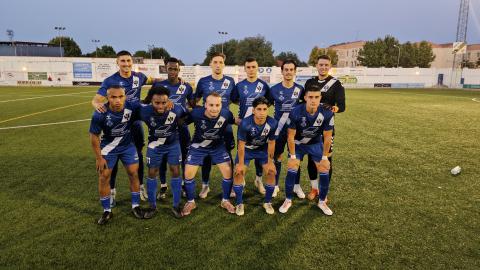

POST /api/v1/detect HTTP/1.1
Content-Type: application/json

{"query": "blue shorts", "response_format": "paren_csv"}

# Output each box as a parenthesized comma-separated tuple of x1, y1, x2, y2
(186, 145, 231, 166)
(146, 142, 182, 168)
(293, 142, 324, 163)
(235, 148, 268, 166)
(102, 144, 139, 169)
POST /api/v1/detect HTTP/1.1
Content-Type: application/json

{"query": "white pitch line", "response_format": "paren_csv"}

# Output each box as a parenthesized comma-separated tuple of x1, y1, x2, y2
(472, 98, 480, 103)
(0, 91, 95, 103)
(0, 119, 90, 130)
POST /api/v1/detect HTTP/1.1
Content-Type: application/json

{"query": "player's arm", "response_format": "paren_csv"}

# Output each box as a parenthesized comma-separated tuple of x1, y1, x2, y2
(92, 94, 107, 113)
(319, 129, 333, 171)
(333, 84, 346, 113)
(287, 128, 300, 168)
(90, 133, 107, 173)
(235, 140, 247, 176)
(266, 139, 277, 174)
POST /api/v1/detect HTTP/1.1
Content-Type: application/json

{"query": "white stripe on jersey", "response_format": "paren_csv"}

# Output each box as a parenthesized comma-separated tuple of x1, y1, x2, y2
(101, 137, 123, 155)
(148, 137, 167, 149)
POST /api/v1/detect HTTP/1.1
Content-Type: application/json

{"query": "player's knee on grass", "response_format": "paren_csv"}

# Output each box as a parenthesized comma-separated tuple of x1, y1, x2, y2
(169, 165, 180, 178)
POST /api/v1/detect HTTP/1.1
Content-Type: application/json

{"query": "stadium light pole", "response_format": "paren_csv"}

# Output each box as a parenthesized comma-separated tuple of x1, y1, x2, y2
(54, 26, 66, 57)
(91, 39, 100, 58)
(218, 31, 228, 54)
(147, 44, 154, 59)
(6, 29, 16, 56)
(394, 44, 401, 68)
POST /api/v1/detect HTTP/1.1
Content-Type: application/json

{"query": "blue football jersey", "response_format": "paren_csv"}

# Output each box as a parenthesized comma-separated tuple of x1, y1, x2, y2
(237, 115, 278, 151)
(288, 103, 334, 145)
(185, 107, 235, 149)
(267, 82, 304, 135)
(231, 78, 270, 118)
(195, 75, 235, 108)
(89, 101, 140, 155)
(97, 71, 148, 104)
(140, 104, 187, 149)
(153, 80, 193, 108)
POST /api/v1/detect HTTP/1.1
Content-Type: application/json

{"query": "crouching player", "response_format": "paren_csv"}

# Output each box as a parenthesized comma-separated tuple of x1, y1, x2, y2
(234, 97, 277, 216)
(279, 84, 334, 215)
(182, 92, 236, 216)
(89, 86, 154, 225)
(140, 86, 186, 218)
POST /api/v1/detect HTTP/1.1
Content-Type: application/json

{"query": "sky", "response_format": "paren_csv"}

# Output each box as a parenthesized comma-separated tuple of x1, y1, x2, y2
(1, 0, 480, 64)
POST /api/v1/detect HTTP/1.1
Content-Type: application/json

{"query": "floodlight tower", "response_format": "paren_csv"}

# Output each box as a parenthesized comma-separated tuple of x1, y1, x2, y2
(451, 0, 469, 88)
(6, 29, 16, 56)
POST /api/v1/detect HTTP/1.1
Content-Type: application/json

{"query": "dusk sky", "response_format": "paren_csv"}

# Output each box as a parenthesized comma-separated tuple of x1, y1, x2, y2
(1, 0, 480, 64)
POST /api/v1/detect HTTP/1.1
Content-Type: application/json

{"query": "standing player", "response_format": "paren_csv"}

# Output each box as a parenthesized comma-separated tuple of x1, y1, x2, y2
(90, 86, 153, 225)
(267, 59, 304, 198)
(194, 52, 236, 199)
(231, 57, 270, 194)
(139, 86, 186, 218)
(91, 50, 155, 205)
(302, 55, 346, 201)
(152, 57, 195, 199)
(182, 93, 236, 216)
(279, 84, 334, 215)
(234, 97, 277, 215)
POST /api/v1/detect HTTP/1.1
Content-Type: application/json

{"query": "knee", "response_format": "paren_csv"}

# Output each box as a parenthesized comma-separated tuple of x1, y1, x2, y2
(170, 166, 180, 178)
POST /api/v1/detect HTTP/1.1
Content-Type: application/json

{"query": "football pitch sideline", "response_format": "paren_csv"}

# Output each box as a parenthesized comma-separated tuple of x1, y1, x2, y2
(0, 86, 479, 269)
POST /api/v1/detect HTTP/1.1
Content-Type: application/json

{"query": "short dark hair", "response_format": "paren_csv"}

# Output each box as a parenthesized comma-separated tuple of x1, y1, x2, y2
(281, 59, 297, 70)
(166, 57, 180, 65)
(305, 83, 322, 94)
(211, 52, 226, 61)
(252, 96, 269, 108)
(116, 50, 132, 58)
(245, 57, 257, 64)
(107, 85, 125, 94)
(316, 54, 331, 62)
(143, 86, 170, 104)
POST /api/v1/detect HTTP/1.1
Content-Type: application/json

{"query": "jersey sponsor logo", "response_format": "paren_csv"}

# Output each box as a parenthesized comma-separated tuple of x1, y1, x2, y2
(302, 126, 320, 137)
(221, 79, 230, 90)
(177, 84, 187, 94)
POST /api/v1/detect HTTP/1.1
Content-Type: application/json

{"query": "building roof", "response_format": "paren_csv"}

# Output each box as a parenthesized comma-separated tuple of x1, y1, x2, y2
(0, 41, 53, 47)
(328, 41, 366, 50)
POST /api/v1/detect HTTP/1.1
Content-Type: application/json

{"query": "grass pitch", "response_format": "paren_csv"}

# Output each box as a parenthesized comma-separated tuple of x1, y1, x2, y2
(0, 86, 479, 269)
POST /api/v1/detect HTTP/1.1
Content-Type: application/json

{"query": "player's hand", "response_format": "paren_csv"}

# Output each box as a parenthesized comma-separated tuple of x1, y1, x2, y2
(287, 158, 300, 169)
(331, 106, 339, 113)
(93, 102, 107, 113)
(96, 158, 108, 173)
(318, 159, 330, 172)
(235, 164, 246, 176)
(166, 100, 174, 111)
(265, 162, 276, 175)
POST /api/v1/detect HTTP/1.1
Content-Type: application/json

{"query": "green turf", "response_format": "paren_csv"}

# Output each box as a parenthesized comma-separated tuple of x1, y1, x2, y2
(0, 86, 479, 269)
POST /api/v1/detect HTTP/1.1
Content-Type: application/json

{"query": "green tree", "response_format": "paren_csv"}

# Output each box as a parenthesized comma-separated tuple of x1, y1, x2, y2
(308, 46, 338, 66)
(398, 42, 417, 68)
(234, 35, 275, 66)
(134, 50, 149, 58)
(48, 36, 82, 57)
(151, 47, 170, 59)
(275, 51, 307, 67)
(415, 41, 435, 68)
(202, 39, 239, 65)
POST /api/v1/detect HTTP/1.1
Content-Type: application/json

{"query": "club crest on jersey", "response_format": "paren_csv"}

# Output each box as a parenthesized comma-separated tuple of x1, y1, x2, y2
(255, 83, 263, 93)
(292, 87, 300, 98)
(150, 117, 157, 127)
(133, 76, 139, 88)
(301, 117, 307, 127)
(221, 79, 230, 89)
(177, 85, 186, 94)
(106, 115, 114, 127)
(122, 110, 132, 122)
(315, 118, 323, 126)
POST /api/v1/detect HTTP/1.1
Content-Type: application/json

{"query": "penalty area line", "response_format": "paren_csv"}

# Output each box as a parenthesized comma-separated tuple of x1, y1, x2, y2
(0, 119, 90, 130)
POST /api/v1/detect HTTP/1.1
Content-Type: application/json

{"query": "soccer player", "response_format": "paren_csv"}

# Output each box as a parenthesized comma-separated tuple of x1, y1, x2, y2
(194, 52, 236, 199)
(152, 57, 195, 199)
(89, 86, 153, 225)
(231, 57, 271, 195)
(139, 86, 186, 218)
(91, 50, 154, 205)
(267, 59, 304, 198)
(302, 55, 346, 201)
(279, 84, 334, 215)
(234, 97, 277, 215)
(182, 92, 236, 216)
